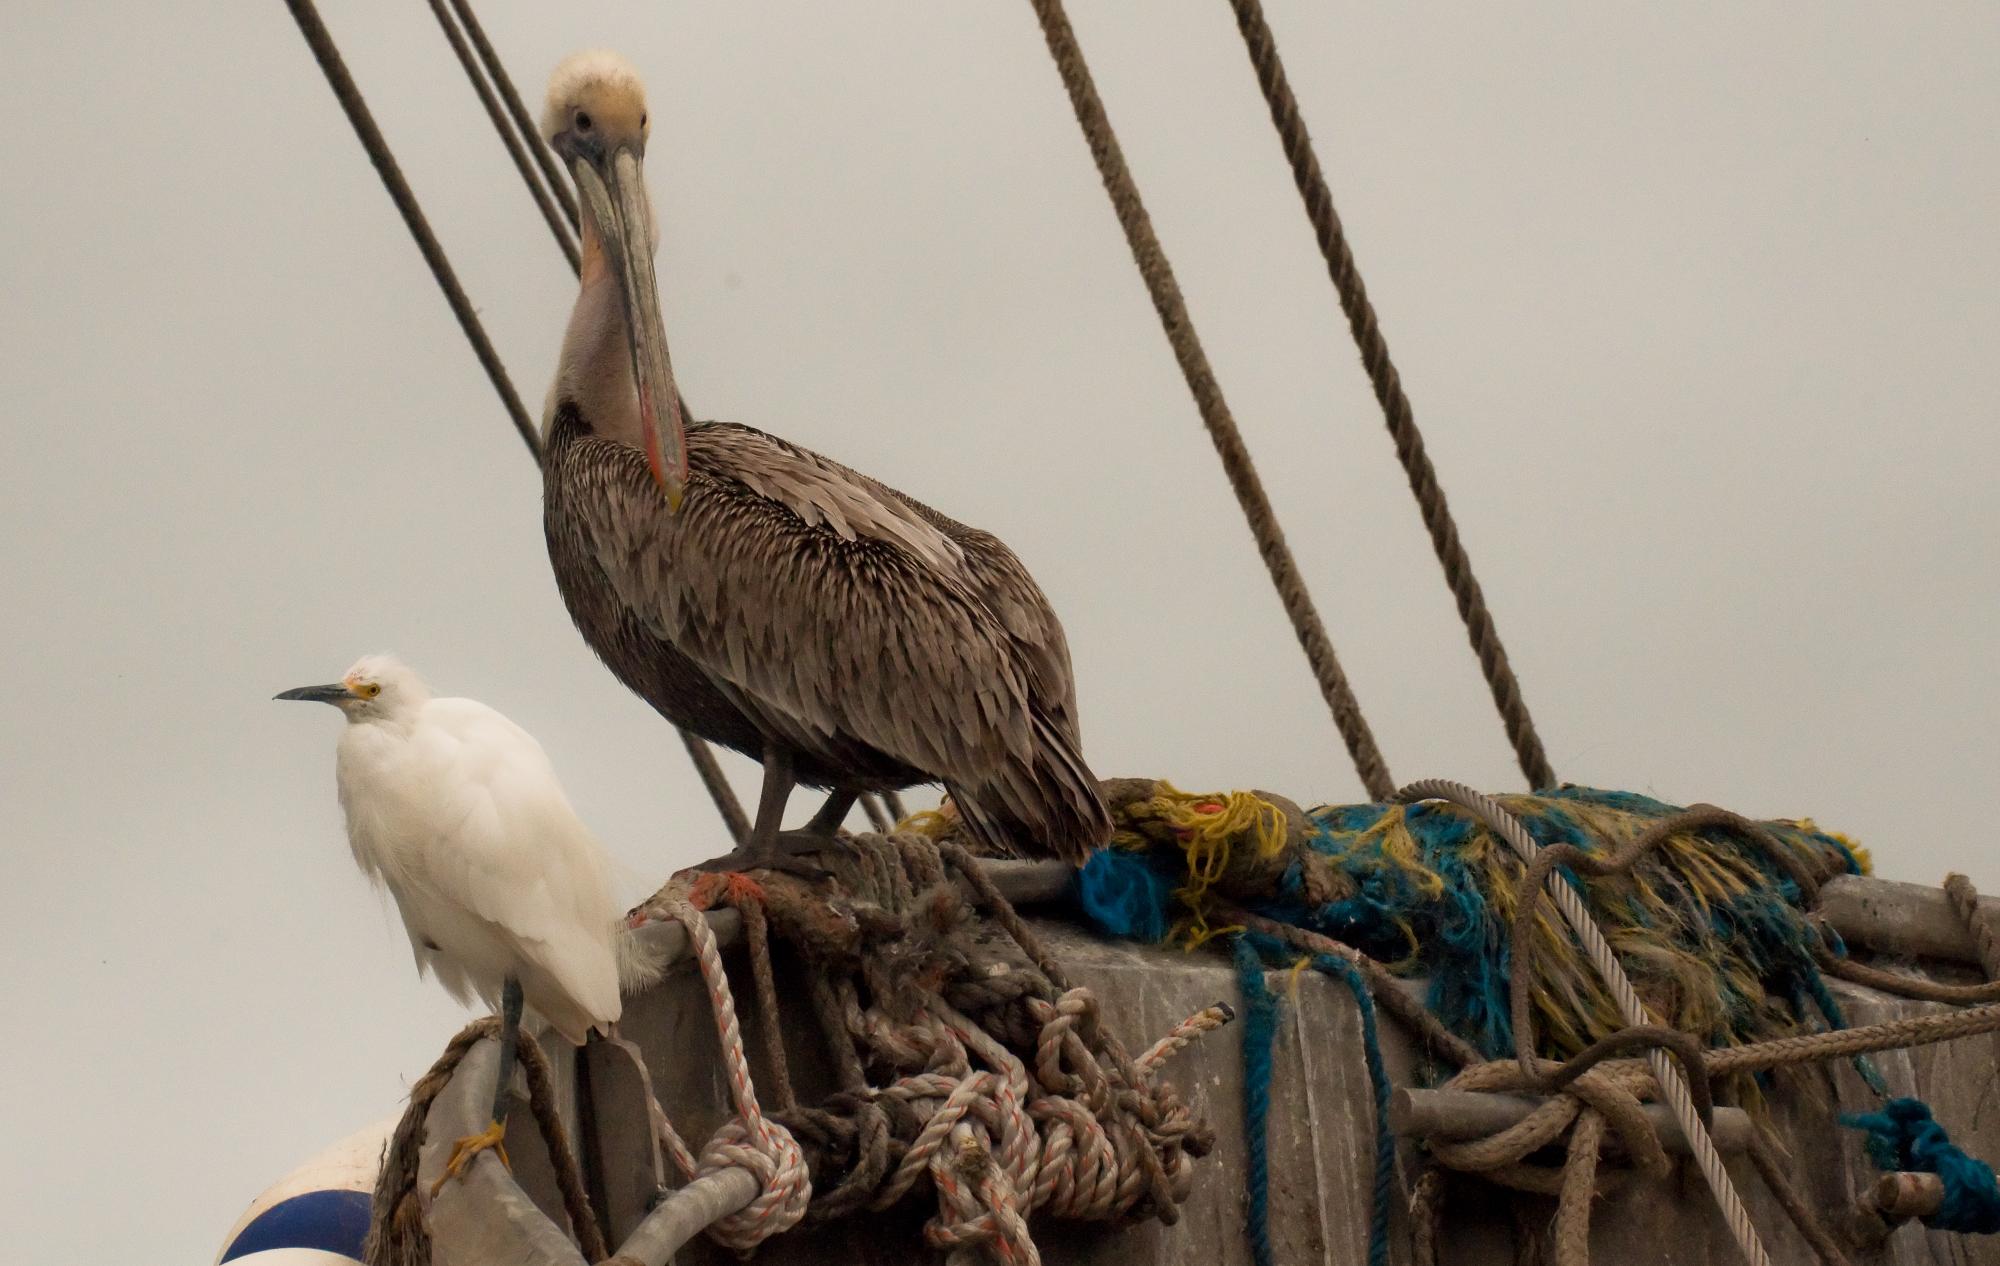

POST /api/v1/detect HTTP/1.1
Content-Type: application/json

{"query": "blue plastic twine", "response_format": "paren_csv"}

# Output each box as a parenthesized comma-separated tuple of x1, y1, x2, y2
(1234, 939, 1278, 1266)
(1234, 935, 1394, 1266)
(1310, 950, 1395, 1266)
(1844, 1097, 2000, 1234)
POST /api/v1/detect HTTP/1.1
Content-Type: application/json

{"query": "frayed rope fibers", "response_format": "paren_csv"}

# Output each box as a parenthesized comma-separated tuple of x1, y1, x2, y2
(1844, 1098, 2000, 1233)
(1080, 784, 1868, 1066)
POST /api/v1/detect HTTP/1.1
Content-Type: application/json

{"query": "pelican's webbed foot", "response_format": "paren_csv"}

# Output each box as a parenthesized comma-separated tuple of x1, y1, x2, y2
(690, 828, 836, 879)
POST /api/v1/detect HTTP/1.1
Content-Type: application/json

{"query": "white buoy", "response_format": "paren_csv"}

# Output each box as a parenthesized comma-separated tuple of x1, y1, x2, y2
(212, 1117, 391, 1265)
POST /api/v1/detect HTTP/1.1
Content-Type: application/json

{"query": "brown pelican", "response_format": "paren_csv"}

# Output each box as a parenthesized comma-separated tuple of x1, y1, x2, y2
(536, 52, 1112, 869)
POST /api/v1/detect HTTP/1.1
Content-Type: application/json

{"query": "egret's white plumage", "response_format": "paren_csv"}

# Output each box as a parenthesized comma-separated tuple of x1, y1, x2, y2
(286, 655, 625, 1044)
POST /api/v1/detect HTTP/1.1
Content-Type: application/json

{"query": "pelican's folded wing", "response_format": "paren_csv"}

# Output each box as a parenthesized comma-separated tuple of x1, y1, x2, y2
(556, 425, 1040, 785)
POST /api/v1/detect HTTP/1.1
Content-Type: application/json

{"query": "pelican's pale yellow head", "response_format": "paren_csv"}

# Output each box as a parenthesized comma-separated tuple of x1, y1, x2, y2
(544, 50, 686, 510)
(541, 51, 652, 189)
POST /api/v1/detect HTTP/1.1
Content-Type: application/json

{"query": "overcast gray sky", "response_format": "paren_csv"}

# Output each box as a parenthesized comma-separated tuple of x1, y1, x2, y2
(2, 4, 1995, 1261)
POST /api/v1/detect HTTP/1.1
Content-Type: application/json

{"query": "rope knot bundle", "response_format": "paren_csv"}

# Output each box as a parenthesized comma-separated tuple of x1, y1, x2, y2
(1429, 1057, 1668, 1204)
(674, 833, 1228, 1265)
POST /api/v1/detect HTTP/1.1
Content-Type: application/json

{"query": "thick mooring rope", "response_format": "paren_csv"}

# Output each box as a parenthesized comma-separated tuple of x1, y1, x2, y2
(1024, 0, 1394, 801)
(363, 1018, 493, 1266)
(1398, 779, 1774, 1266)
(1155, 782, 2000, 1262)
(1069, 779, 2000, 1262)
(1222, 0, 1555, 792)
(1947, 872, 2000, 981)
(516, 1029, 609, 1262)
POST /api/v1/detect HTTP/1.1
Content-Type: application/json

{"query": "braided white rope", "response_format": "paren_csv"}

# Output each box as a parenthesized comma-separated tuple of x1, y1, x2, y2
(1397, 780, 1773, 1266)
(650, 892, 811, 1253)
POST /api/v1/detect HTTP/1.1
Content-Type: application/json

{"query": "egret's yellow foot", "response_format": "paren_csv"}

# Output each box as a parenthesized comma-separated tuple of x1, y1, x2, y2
(430, 1118, 510, 1196)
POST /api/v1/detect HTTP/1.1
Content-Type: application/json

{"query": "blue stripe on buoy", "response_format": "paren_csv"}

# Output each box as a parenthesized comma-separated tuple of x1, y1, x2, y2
(218, 1189, 371, 1263)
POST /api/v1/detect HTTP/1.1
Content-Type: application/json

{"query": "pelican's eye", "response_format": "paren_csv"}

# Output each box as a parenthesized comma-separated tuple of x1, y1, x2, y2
(574, 109, 593, 133)
(356, 682, 383, 700)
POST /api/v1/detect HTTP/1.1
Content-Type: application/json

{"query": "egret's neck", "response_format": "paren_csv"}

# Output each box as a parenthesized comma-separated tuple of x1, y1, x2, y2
(548, 222, 644, 450)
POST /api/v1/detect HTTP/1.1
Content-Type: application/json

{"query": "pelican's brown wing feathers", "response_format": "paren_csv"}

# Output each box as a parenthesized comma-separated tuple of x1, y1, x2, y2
(557, 422, 1109, 860)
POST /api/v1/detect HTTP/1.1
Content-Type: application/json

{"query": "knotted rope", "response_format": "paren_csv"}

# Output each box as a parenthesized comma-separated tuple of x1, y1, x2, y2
(664, 834, 1228, 1265)
(1401, 778, 1771, 1266)
(1071, 780, 2000, 1264)
(1379, 801, 2000, 1263)
(647, 890, 812, 1254)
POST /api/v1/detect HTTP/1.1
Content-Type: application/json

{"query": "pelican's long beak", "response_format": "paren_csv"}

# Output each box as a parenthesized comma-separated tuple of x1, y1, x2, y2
(575, 146, 687, 511)
(274, 683, 353, 706)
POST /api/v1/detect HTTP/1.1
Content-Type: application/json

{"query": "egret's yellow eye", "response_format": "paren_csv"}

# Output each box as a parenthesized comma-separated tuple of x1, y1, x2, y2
(356, 682, 382, 700)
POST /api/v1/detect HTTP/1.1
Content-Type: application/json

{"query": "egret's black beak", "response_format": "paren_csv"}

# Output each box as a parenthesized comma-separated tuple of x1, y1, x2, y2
(274, 683, 353, 705)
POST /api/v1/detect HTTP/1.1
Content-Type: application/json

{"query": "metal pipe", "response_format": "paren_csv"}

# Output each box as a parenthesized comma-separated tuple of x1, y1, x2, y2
(1865, 1171, 1944, 1223)
(420, 1040, 589, 1266)
(610, 1167, 763, 1266)
(1390, 1087, 1754, 1157)
(1819, 874, 2000, 967)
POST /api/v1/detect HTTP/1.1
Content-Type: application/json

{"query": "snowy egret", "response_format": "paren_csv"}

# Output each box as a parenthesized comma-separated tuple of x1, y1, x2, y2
(275, 654, 631, 1190)
(536, 49, 1112, 870)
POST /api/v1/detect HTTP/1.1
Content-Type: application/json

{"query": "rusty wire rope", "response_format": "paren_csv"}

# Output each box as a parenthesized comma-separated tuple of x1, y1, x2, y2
(279, 0, 540, 460)
(1223, 0, 1555, 790)
(280, 0, 751, 842)
(422, 0, 579, 273)
(445, 0, 580, 235)
(1025, 0, 1395, 801)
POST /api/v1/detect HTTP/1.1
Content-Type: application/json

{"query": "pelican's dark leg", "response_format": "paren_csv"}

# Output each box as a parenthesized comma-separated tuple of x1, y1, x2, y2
(432, 976, 523, 1194)
(765, 788, 856, 859)
(693, 750, 828, 876)
(806, 790, 857, 834)
(746, 747, 796, 855)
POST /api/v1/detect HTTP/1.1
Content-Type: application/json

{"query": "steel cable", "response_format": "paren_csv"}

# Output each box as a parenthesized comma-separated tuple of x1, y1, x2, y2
(280, 0, 539, 460)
